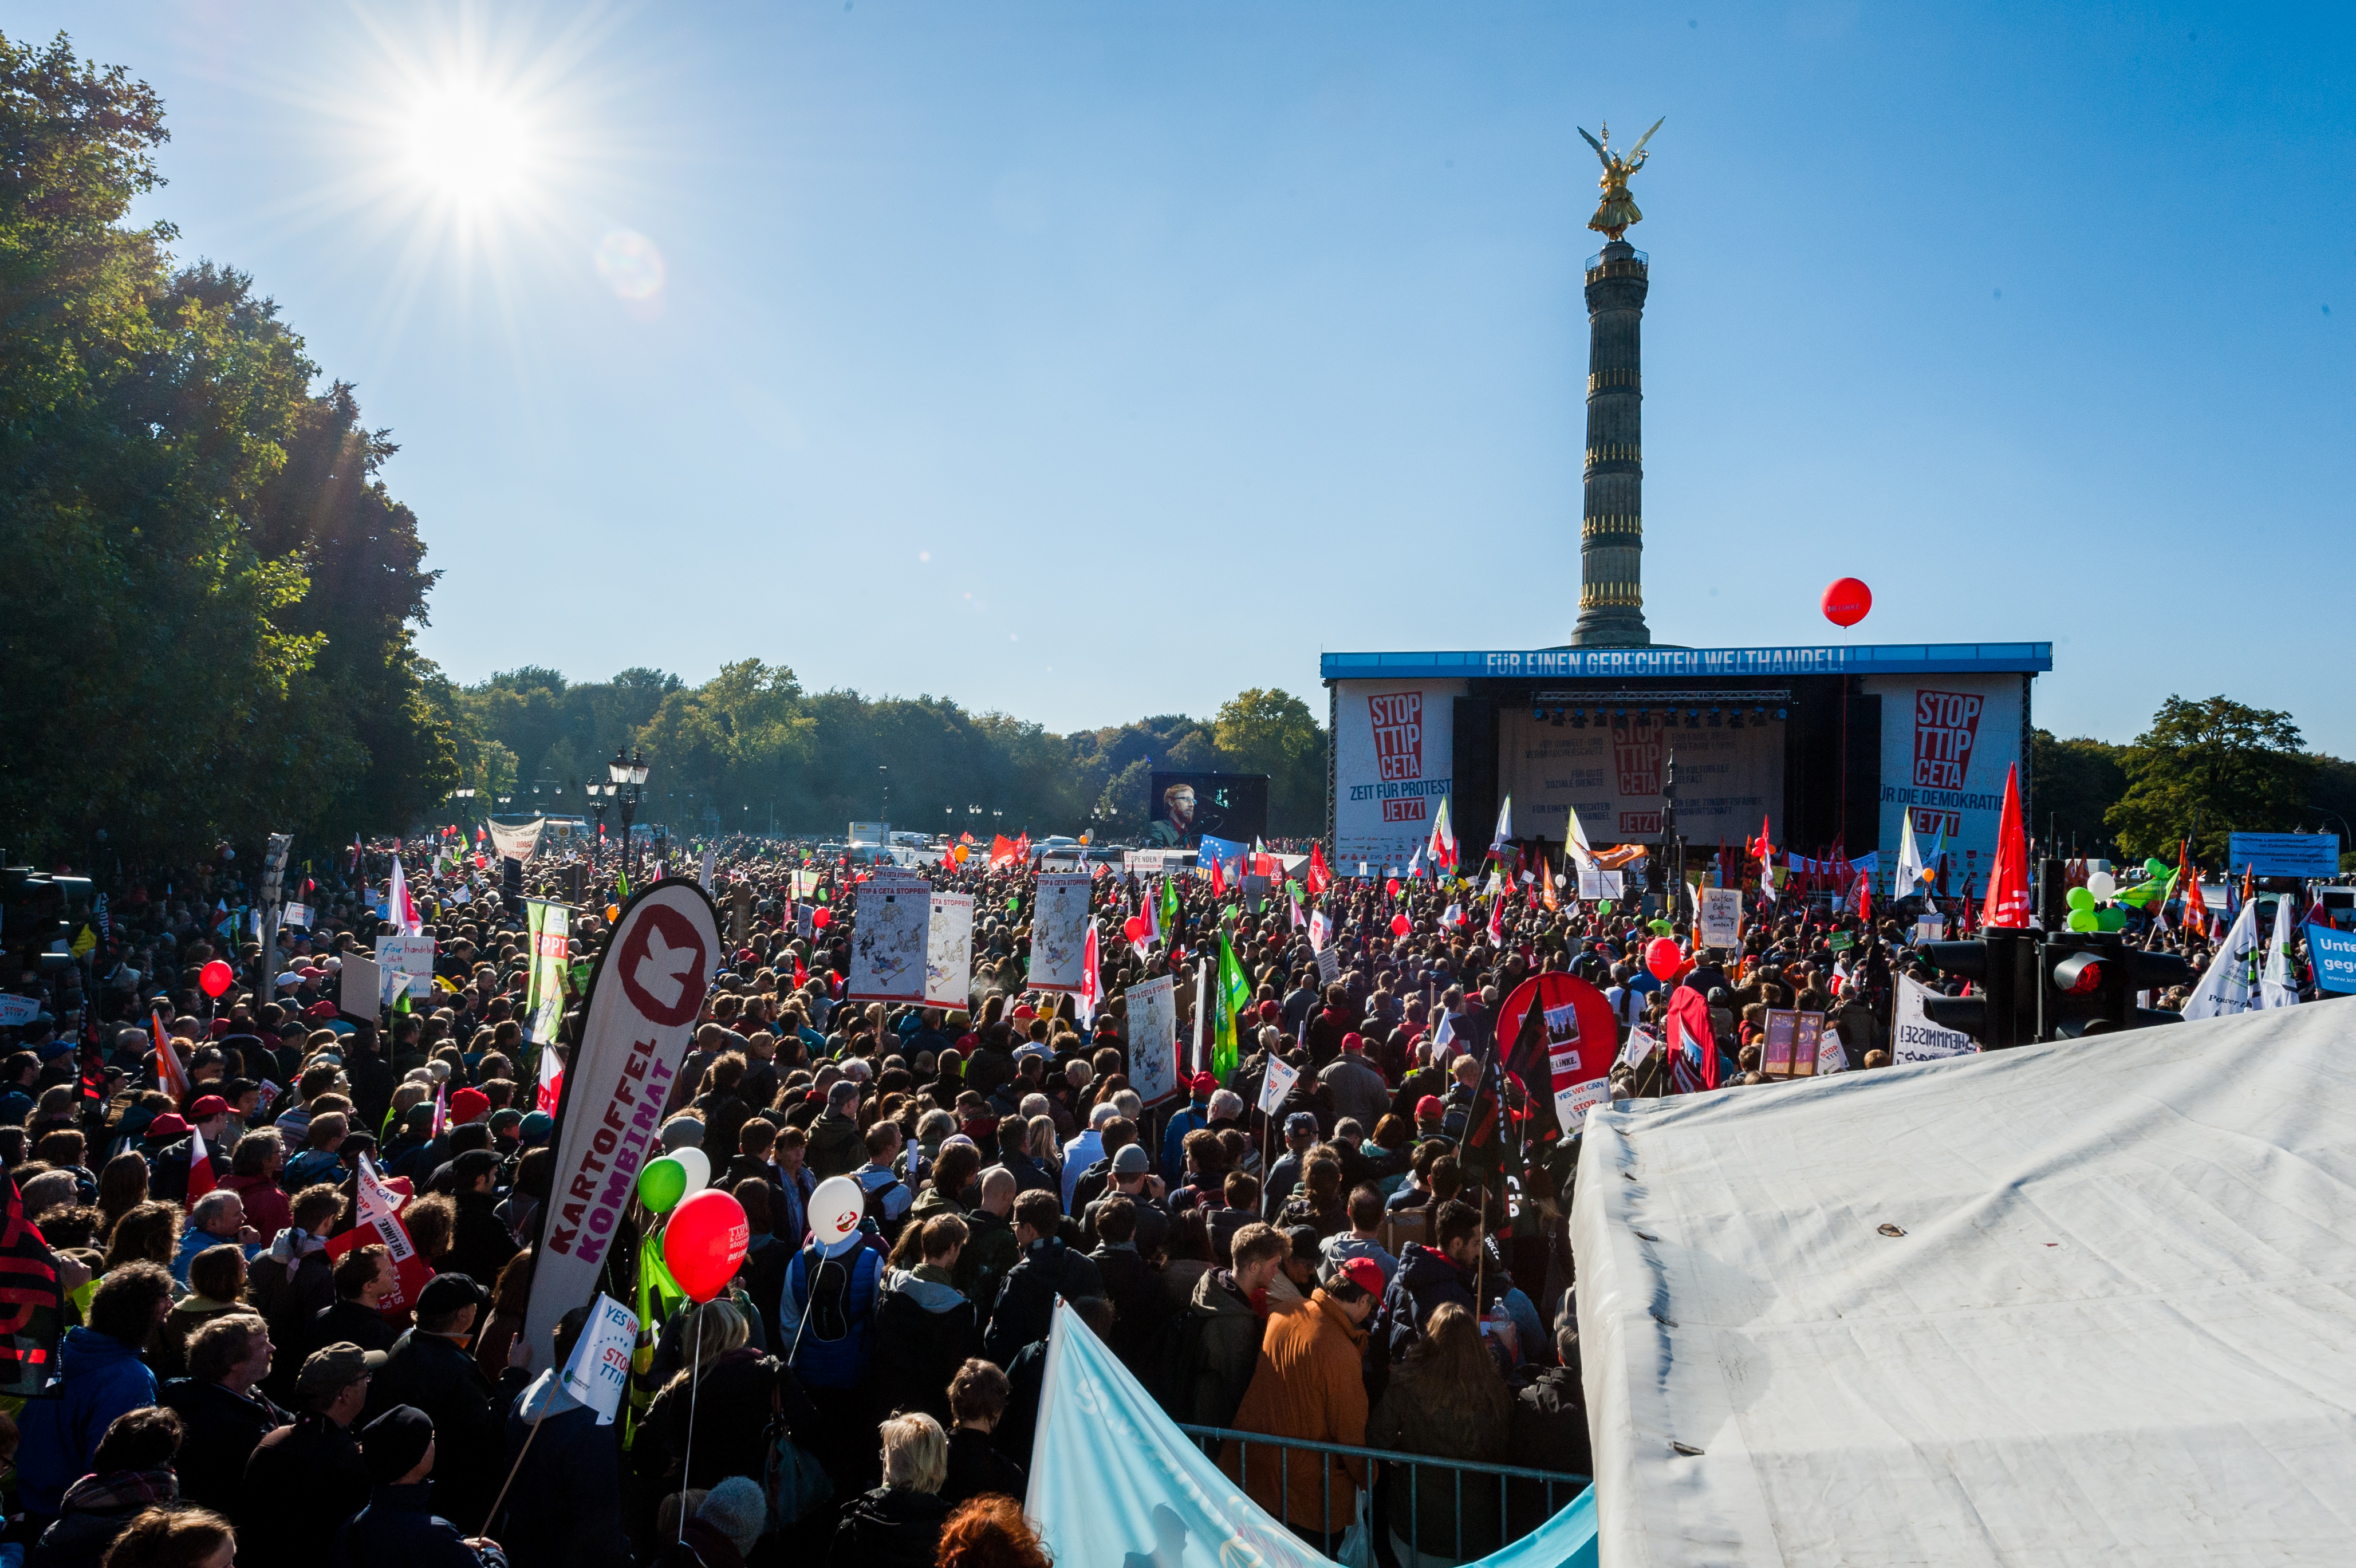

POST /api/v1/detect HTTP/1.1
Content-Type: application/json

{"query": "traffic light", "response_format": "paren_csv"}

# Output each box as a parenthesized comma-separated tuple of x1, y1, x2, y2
(2036, 933, 2195, 1039)
(1921, 930, 2032, 1049)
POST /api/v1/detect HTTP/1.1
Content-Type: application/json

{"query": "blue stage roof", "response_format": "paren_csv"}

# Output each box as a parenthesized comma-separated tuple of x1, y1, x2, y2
(1319, 641, 2052, 681)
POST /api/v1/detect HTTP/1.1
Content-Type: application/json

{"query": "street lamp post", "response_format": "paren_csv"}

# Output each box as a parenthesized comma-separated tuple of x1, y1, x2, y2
(879, 766, 890, 832)
(611, 748, 651, 889)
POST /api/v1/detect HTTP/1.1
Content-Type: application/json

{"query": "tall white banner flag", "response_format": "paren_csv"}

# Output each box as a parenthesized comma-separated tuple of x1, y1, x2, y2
(1125, 975, 1179, 1106)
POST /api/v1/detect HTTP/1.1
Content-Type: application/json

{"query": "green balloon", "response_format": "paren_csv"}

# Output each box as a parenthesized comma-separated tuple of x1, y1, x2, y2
(2095, 905, 2128, 931)
(2066, 909, 2099, 932)
(638, 1155, 688, 1215)
(2066, 887, 2095, 911)
(1006, 895, 1021, 911)
(2145, 858, 2169, 880)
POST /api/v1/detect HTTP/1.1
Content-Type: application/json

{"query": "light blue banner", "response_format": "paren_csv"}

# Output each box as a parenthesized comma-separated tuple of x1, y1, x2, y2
(2229, 833, 2341, 878)
(2307, 923, 2356, 995)
(1027, 1302, 1596, 1568)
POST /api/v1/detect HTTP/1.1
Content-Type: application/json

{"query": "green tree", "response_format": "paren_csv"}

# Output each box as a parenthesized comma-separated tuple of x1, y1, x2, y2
(2029, 729, 2129, 859)
(2105, 696, 2314, 864)
(0, 33, 455, 865)
(1213, 688, 1329, 833)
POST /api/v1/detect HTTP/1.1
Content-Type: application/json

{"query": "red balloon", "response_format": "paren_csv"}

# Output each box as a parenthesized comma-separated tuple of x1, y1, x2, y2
(1821, 577, 1873, 628)
(1644, 937, 1684, 982)
(1123, 915, 1147, 945)
(1385, 878, 1401, 898)
(1390, 913, 1411, 937)
(811, 908, 831, 929)
(663, 1188, 750, 1303)
(199, 960, 234, 999)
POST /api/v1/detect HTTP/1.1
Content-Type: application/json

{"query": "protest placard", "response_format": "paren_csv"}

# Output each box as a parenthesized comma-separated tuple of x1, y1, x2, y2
(1126, 975, 1179, 1105)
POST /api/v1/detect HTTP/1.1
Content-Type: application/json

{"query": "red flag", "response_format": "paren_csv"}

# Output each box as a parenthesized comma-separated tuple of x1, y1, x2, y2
(989, 834, 1018, 868)
(1981, 762, 2032, 929)
(1487, 893, 1504, 944)
(184, 1125, 216, 1206)
(2179, 841, 2208, 937)
(151, 1012, 191, 1104)
(1853, 868, 1872, 923)
(793, 951, 809, 990)
(1079, 925, 1101, 1022)
(1306, 844, 1331, 895)
(1209, 855, 1226, 897)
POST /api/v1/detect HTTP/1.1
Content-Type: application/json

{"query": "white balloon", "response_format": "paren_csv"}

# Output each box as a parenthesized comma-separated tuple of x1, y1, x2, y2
(2086, 870, 2117, 904)
(670, 1145, 711, 1196)
(809, 1176, 865, 1246)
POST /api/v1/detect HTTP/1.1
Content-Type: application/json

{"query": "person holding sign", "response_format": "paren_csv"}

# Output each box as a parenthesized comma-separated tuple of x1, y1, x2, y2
(494, 1303, 634, 1568)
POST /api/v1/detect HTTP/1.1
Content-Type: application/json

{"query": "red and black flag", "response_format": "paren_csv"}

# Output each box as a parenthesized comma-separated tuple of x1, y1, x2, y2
(0, 1170, 65, 1396)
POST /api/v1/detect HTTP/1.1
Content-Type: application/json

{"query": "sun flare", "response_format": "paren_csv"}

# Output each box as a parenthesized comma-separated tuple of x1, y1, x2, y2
(401, 84, 535, 205)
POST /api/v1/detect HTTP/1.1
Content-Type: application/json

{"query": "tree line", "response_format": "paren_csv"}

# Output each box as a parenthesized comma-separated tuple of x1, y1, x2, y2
(448, 665, 1331, 842)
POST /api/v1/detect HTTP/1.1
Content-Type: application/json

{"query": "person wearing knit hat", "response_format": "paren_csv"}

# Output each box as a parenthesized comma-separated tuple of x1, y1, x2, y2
(336, 1404, 503, 1566)
(447, 1086, 490, 1126)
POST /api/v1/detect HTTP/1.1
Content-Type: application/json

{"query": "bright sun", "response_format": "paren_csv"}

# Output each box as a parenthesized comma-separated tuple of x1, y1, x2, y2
(401, 85, 534, 204)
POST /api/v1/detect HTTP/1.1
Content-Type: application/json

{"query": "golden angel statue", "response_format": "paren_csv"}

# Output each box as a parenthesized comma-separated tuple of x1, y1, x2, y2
(1579, 117, 1664, 242)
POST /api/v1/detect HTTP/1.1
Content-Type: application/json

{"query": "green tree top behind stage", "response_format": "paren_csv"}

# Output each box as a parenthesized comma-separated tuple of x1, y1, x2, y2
(2106, 696, 2313, 865)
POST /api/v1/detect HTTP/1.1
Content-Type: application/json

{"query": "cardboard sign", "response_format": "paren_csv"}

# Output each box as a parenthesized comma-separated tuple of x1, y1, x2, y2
(1125, 975, 1180, 1106)
(338, 955, 381, 1023)
(1697, 886, 1742, 950)
(374, 935, 436, 1000)
(1762, 1009, 1829, 1079)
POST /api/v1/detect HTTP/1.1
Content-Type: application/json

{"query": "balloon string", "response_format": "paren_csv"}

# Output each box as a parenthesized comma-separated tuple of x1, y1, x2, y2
(676, 1307, 704, 1544)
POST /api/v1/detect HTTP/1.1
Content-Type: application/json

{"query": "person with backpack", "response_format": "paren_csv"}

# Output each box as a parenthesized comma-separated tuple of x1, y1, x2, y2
(873, 1215, 979, 1425)
(851, 1122, 915, 1246)
(781, 1199, 884, 1486)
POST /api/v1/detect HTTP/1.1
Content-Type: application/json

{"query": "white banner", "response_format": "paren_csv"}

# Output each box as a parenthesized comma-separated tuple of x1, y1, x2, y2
(1125, 975, 1179, 1106)
(0, 996, 40, 1027)
(699, 848, 716, 892)
(1892, 974, 1975, 1064)
(845, 876, 929, 1004)
(1029, 873, 1095, 994)
(488, 817, 547, 862)
(523, 879, 720, 1364)
(374, 935, 436, 1000)
(1697, 886, 1743, 950)
(1256, 1055, 1301, 1117)
(926, 892, 975, 1009)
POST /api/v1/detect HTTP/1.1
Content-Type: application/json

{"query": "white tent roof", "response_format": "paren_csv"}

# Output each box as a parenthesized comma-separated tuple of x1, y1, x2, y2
(1571, 1002, 2356, 1567)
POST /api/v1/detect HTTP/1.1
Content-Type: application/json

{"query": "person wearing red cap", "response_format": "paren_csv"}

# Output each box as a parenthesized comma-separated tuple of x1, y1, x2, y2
(447, 1087, 491, 1128)
(1157, 1072, 1219, 1180)
(1219, 1256, 1381, 1553)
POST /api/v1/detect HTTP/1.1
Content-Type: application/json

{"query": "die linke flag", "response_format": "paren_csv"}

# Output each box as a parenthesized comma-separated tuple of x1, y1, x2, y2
(1306, 842, 1333, 893)
(1981, 763, 2032, 929)
(990, 834, 1019, 868)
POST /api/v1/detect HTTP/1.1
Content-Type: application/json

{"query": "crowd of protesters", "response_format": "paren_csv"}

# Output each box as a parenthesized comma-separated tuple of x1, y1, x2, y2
(0, 818, 2285, 1567)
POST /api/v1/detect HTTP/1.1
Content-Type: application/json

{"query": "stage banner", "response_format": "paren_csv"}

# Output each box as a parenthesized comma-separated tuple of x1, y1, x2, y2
(524, 899, 570, 1045)
(2229, 833, 2340, 878)
(1863, 674, 2025, 906)
(1333, 679, 1464, 873)
(374, 935, 436, 1000)
(1697, 886, 1742, 950)
(926, 892, 975, 1008)
(1498, 972, 1618, 1142)
(1503, 708, 1782, 848)
(846, 876, 930, 1003)
(1892, 975, 1975, 1064)
(488, 817, 547, 862)
(1125, 975, 1179, 1106)
(2307, 924, 2356, 995)
(523, 879, 719, 1365)
(1029, 873, 1094, 994)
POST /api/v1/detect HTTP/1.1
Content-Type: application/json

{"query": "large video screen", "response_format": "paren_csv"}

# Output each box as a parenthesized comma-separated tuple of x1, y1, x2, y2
(1145, 772, 1268, 849)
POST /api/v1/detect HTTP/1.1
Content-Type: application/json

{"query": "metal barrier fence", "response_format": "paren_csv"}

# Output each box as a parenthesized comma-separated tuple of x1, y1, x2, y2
(1176, 1422, 1589, 1566)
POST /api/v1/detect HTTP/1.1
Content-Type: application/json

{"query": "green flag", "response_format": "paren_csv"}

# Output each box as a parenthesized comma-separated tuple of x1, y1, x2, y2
(1160, 876, 1179, 931)
(1214, 930, 1250, 1084)
(617, 869, 630, 901)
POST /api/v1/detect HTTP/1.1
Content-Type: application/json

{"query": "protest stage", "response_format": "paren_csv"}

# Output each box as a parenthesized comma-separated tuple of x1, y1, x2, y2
(1323, 641, 2051, 897)
(1570, 1002, 2356, 1566)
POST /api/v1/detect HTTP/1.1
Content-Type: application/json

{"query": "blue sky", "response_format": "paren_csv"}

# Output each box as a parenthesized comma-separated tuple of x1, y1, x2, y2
(26, 2, 2355, 750)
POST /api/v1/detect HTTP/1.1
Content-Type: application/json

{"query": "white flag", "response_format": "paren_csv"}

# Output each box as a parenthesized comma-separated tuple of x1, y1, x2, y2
(2183, 899, 2262, 1019)
(1896, 811, 1926, 893)
(1490, 794, 1514, 852)
(1256, 1054, 1301, 1117)
(2260, 892, 2301, 1010)
(558, 1293, 640, 1425)
(1566, 806, 1597, 872)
